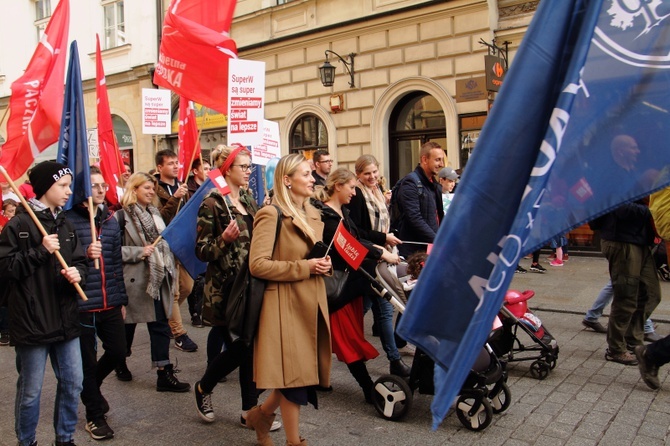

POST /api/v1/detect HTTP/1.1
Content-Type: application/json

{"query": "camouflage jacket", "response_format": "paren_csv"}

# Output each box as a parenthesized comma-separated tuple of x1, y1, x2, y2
(195, 187, 259, 326)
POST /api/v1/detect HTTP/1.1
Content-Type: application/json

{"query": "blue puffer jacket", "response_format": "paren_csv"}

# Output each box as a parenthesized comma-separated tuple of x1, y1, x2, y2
(66, 204, 128, 311)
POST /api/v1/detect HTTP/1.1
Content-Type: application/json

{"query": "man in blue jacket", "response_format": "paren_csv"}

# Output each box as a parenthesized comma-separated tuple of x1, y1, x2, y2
(66, 166, 127, 441)
(394, 141, 445, 257)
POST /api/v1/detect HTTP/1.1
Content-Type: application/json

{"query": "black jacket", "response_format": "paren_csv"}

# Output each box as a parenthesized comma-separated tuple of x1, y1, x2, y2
(599, 200, 655, 246)
(0, 202, 88, 346)
(66, 204, 128, 312)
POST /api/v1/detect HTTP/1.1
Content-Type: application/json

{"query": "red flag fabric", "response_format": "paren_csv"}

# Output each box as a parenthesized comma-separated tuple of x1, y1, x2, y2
(333, 221, 369, 271)
(178, 97, 200, 183)
(96, 34, 125, 206)
(153, 0, 238, 114)
(0, 0, 70, 180)
(208, 169, 230, 196)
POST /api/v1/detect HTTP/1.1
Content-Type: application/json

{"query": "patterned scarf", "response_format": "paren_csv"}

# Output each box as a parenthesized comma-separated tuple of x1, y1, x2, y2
(358, 181, 390, 233)
(127, 203, 176, 299)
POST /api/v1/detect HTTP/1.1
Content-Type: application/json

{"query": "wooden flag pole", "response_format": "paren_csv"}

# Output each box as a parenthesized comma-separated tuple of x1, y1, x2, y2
(0, 165, 88, 301)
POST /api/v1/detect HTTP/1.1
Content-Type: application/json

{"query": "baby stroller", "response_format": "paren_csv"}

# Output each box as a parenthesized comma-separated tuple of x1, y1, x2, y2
(361, 261, 510, 431)
(488, 289, 559, 380)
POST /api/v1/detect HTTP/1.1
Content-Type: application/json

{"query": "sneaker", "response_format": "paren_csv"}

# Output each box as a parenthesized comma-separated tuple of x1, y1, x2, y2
(0, 331, 9, 346)
(53, 441, 77, 446)
(529, 263, 546, 273)
(582, 319, 607, 333)
(191, 314, 204, 328)
(85, 418, 114, 440)
(605, 349, 638, 365)
(658, 264, 670, 281)
(563, 253, 569, 261)
(194, 381, 215, 423)
(115, 361, 132, 382)
(547, 252, 556, 260)
(240, 414, 282, 431)
(515, 265, 527, 274)
(634, 345, 660, 390)
(644, 332, 663, 342)
(175, 334, 198, 352)
(549, 259, 564, 267)
(157, 364, 191, 392)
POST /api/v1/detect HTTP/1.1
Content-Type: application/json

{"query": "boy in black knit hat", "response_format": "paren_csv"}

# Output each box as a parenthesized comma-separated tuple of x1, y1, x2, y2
(0, 160, 88, 446)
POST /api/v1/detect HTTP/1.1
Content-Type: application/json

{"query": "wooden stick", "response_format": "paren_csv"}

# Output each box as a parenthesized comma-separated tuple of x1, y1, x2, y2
(150, 235, 163, 248)
(88, 196, 100, 270)
(0, 165, 88, 301)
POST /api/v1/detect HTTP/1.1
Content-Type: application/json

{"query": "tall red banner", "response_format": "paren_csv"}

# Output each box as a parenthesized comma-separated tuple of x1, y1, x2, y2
(153, 0, 238, 114)
(0, 0, 70, 180)
(95, 34, 125, 205)
(178, 97, 200, 183)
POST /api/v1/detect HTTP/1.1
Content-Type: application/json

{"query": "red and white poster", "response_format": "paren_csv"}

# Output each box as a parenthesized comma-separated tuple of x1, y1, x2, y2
(142, 89, 171, 135)
(253, 120, 281, 166)
(333, 222, 369, 271)
(227, 59, 265, 150)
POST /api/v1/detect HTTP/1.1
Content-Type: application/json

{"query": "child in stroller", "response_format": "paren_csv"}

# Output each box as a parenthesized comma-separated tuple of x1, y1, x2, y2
(367, 253, 511, 431)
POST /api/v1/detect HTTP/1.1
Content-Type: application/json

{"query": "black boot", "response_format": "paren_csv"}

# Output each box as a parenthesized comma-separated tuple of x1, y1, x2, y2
(390, 358, 411, 377)
(115, 360, 132, 382)
(157, 364, 191, 392)
(347, 360, 374, 404)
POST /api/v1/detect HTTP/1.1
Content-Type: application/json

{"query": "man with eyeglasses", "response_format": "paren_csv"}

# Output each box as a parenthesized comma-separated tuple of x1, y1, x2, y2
(311, 149, 333, 187)
(66, 166, 127, 440)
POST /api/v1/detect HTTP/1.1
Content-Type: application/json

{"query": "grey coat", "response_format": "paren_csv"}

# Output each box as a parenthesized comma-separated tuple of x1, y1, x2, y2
(117, 208, 174, 324)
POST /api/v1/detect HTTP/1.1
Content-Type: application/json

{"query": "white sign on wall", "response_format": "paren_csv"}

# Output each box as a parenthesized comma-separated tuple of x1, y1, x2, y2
(142, 88, 172, 135)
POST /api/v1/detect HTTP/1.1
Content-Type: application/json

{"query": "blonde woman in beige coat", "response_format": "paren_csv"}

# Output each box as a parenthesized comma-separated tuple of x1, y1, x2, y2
(246, 154, 332, 446)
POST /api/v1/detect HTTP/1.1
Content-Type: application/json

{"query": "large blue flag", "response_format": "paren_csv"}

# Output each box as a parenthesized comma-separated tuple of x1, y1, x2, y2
(57, 41, 91, 210)
(162, 178, 212, 279)
(398, 0, 670, 428)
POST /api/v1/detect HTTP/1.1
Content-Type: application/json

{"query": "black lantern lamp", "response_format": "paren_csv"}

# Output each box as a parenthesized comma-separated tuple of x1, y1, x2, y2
(319, 50, 355, 88)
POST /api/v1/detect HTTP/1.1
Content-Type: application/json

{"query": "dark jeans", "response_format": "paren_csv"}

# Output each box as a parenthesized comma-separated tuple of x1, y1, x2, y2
(125, 299, 172, 368)
(647, 334, 670, 367)
(207, 326, 228, 365)
(602, 240, 661, 354)
(200, 332, 257, 410)
(79, 306, 126, 421)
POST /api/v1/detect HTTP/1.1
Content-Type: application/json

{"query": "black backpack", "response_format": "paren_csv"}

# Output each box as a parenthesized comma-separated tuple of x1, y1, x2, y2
(390, 171, 423, 232)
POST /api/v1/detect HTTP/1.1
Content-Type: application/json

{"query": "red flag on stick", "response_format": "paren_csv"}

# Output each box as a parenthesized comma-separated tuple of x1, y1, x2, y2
(95, 34, 125, 206)
(178, 97, 200, 183)
(0, 0, 70, 180)
(332, 221, 369, 271)
(208, 169, 231, 196)
(153, 0, 238, 114)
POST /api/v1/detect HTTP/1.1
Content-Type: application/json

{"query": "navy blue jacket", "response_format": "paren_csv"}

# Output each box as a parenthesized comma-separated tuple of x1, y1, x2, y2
(66, 204, 128, 312)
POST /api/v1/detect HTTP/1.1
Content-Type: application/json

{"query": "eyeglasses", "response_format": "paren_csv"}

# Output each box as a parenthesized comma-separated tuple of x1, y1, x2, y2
(231, 164, 252, 172)
(92, 183, 110, 191)
(317, 160, 334, 164)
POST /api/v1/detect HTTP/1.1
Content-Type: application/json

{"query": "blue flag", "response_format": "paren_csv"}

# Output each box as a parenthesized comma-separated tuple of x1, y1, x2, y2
(57, 41, 91, 210)
(162, 178, 211, 280)
(398, 0, 670, 428)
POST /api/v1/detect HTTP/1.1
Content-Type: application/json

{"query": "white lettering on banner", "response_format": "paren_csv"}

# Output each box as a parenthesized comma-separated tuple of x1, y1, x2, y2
(21, 80, 42, 132)
(229, 97, 263, 108)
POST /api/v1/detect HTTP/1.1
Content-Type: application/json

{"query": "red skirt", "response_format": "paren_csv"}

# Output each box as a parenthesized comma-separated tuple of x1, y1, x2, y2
(330, 296, 379, 364)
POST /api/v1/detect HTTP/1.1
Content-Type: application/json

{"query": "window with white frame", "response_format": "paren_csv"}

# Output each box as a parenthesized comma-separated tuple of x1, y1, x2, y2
(34, 0, 51, 41)
(103, 0, 125, 49)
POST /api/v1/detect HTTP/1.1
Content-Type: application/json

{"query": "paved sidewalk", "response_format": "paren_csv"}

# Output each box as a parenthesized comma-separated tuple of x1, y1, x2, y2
(1, 255, 669, 445)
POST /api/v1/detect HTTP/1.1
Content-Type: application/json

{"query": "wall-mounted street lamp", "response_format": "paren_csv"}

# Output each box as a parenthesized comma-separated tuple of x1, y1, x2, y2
(319, 50, 356, 88)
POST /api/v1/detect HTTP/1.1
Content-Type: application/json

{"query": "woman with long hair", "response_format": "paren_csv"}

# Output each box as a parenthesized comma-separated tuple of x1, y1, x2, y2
(345, 154, 410, 377)
(116, 173, 189, 392)
(314, 167, 399, 403)
(246, 154, 332, 446)
(193, 145, 280, 433)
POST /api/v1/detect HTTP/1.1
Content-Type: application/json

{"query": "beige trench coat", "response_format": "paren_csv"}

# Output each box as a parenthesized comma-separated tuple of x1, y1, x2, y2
(249, 204, 331, 390)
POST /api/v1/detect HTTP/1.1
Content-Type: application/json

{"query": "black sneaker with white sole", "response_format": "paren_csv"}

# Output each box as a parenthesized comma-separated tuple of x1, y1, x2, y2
(194, 381, 215, 423)
(174, 334, 198, 352)
(85, 418, 114, 440)
(530, 263, 547, 273)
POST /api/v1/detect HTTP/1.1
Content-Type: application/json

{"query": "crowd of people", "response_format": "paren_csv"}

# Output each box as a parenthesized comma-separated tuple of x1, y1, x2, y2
(1, 136, 669, 446)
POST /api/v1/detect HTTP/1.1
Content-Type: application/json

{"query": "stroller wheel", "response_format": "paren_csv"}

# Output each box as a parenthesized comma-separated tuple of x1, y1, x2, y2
(546, 355, 558, 370)
(372, 374, 413, 421)
(489, 382, 511, 414)
(455, 395, 493, 431)
(530, 360, 550, 380)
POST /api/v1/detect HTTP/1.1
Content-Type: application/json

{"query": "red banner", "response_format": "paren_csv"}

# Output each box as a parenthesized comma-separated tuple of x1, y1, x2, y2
(153, 0, 238, 114)
(178, 97, 200, 183)
(333, 221, 369, 271)
(0, 0, 70, 180)
(95, 34, 125, 206)
(208, 169, 230, 196)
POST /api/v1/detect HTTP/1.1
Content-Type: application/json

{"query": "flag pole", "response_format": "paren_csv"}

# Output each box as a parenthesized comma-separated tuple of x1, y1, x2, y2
(150, 235, 163, 248)
(88, 196, 100, 270)
(0, 165, 88, 301)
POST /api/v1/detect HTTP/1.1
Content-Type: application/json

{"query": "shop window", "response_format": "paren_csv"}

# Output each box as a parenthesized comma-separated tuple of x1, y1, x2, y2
(289, 114, 328, 159)
(103, 0, 125, 49)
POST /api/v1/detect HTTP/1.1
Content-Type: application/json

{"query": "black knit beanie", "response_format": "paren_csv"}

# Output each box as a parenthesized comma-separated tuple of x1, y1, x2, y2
(29, 161, 72, 199)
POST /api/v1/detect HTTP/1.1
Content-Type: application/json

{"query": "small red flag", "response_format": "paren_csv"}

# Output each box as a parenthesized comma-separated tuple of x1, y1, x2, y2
(153, 0, 238, 114)
(178, 97, 200, 183)
(95, 34, 125, 206)
(208, 169, 230, 196)
(0, 0, 70, 180)
(332, 221, 369, 271)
